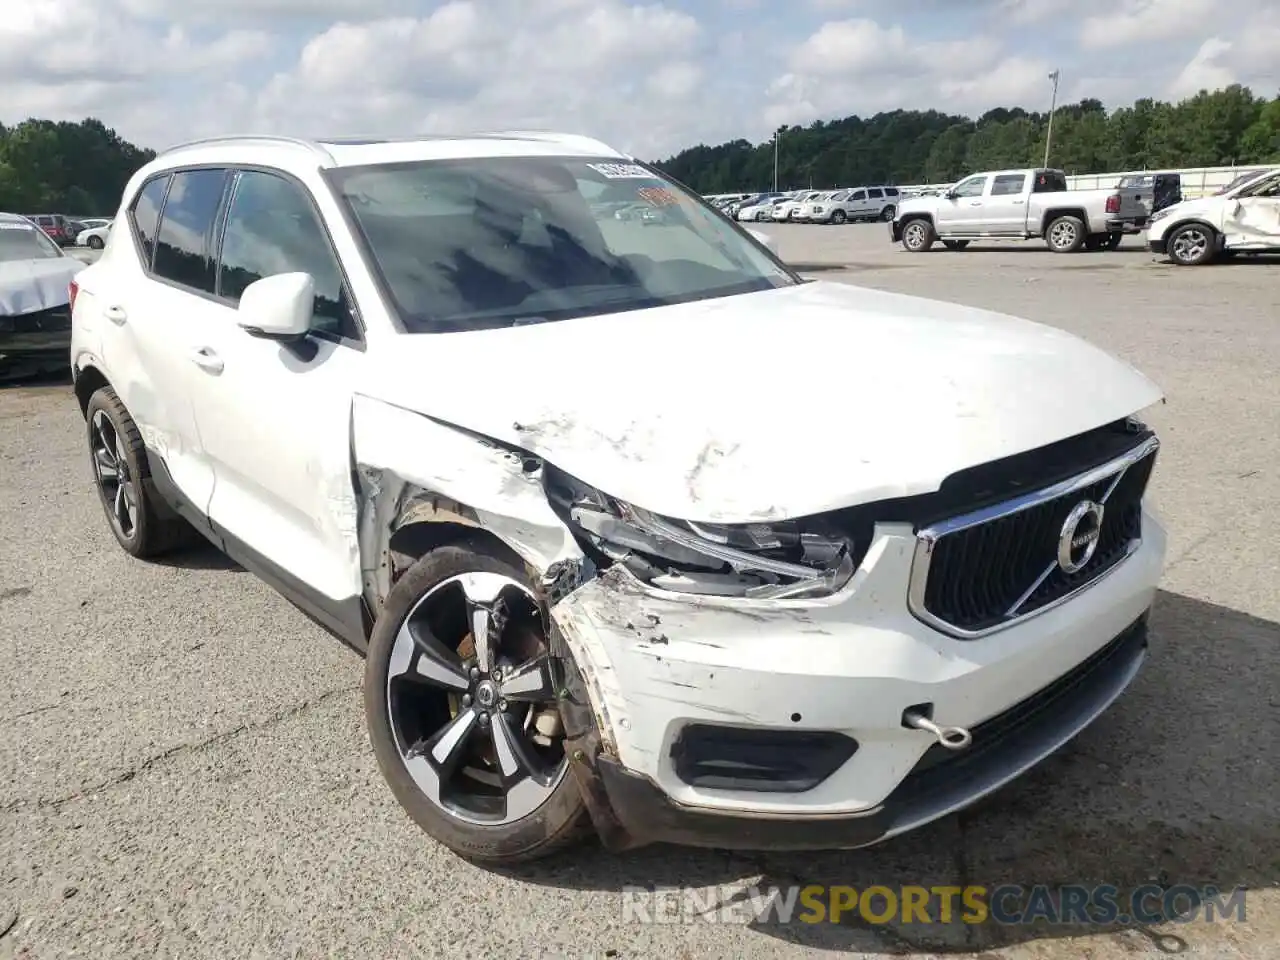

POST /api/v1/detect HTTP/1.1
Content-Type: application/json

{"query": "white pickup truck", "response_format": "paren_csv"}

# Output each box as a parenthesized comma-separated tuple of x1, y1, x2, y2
(891, 168, 1125, 254)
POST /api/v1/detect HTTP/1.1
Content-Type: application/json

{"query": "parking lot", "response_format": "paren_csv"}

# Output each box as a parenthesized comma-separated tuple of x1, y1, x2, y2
(2, 225, 1277, 958)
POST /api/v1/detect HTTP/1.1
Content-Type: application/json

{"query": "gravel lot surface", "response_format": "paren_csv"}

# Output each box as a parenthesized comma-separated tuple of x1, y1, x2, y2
(2, 227, 1277, 959)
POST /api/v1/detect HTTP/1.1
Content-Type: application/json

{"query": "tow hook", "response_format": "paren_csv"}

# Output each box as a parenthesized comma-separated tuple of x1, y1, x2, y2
(902, 706, 973, 751)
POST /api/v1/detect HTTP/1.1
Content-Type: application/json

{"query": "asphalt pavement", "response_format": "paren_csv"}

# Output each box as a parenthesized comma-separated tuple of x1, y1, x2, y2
(2, 227, 1277, 958)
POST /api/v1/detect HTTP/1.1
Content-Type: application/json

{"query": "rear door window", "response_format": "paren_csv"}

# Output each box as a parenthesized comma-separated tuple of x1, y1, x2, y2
(867, 188, 884, 199)
(129, 175, 171, 268)
(991, 174, 1028, 196)
(151, 169, 230, 294)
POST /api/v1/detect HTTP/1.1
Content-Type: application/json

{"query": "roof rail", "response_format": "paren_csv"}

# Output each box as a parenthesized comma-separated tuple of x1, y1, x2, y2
(484, 130, 621, 154)
(158, 135, 335, 163)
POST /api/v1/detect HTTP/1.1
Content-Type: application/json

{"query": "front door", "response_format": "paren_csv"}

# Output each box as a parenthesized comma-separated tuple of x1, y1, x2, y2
(984, 172, 1030, 235)
(935, 175, 990, 233)
(184, 168, 367, 610)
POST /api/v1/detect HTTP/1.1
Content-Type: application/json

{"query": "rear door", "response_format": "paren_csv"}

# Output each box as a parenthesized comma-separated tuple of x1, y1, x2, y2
(863, 187, 884, 219)
(985, 173, 1030, 234)
(98, 168, 232, 531)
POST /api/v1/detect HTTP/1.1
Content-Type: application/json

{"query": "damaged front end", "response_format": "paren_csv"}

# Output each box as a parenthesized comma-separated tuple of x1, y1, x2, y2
(350, 394, 871, 851)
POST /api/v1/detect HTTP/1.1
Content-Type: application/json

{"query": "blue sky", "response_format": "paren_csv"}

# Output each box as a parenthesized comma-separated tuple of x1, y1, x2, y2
(2, 0, 1277, 158)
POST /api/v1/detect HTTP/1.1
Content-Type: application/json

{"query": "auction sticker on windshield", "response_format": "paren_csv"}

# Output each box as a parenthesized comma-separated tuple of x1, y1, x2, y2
(587, 162, 654, 179)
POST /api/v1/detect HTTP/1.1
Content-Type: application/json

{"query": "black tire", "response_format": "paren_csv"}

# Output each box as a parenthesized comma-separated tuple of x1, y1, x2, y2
(1104, 232, 1123, 251)
(1166, 223, 1217, 266)
(1084, 235, 1104, 251)
(364, 541, 589, 864)
(880, 205, 896, 221)
(87, 235, 105, 250)
(942, 239, 970, 251)
(901, 218, 935, 252)
(85, 386, 198, 559)
(830, 209, 847, 225)
(1045, 215, 1086, 253)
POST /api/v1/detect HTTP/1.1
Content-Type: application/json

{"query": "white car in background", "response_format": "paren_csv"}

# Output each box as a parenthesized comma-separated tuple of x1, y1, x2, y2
(735, 195, 781, 221)
(772, 191, 821, 222)
(794, 191, 838, 222)
(76, 220, 114, 250)
(1146, 166, 1280, 266)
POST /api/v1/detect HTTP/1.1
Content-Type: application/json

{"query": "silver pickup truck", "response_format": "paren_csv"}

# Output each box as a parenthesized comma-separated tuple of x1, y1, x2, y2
(891, 168, 1126, 253)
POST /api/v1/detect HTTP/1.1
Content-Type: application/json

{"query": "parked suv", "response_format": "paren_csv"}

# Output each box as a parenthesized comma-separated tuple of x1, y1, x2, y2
(71, 133, 1167, 865)
(26, 214, 78, 246)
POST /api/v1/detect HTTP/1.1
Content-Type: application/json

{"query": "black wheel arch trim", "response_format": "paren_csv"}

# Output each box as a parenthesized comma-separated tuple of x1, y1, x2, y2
(145, 448, 373, 654)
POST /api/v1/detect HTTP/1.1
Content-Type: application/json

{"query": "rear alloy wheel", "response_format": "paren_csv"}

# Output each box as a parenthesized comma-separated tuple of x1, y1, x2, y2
(85, 387, 195, 558)
(1166, 224, 1216, 266)
(1045, 215, 1085, 253)
(901, 219, 935, 252)
(365, 544, 587, 864)
(880, 205, 896, 221)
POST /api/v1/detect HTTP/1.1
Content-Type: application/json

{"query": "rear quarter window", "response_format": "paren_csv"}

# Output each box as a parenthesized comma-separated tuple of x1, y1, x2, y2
(129, 175, 171, 267)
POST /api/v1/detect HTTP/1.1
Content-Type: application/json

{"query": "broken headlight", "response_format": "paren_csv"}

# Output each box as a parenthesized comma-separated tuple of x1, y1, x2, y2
(545, 467, 859, 600)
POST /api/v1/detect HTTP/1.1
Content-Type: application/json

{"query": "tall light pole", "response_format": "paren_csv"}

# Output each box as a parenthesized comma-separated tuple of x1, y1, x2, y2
(1043, 69, 1060, 168)
(773, 126, 783, 192)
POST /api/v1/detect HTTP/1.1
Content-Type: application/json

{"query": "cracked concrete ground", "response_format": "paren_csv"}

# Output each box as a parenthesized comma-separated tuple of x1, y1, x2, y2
(2, 228, 1278, 958)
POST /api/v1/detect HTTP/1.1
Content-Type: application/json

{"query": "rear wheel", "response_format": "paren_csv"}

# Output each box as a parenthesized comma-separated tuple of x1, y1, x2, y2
(1103, 232, 1123, 251)
(1045, 215, 1086, 253)
(87, 235, 105, 250)
(880, 205, 896, 221)
(901, 219, 935, 252)
(85, 387, 196, 558)
(1166, 224, 1216, 266)
(364, 542, 588, 864)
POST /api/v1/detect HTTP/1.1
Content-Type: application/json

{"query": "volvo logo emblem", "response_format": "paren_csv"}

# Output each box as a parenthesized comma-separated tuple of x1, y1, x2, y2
(1058, 500, 1105, 574)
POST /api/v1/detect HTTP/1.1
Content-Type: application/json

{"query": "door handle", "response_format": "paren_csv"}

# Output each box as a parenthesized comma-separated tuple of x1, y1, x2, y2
(104, 305, 127, 326)
(189, 347, 224, 374)
(968, 201, 982, 206)
(1013, 199, 1025, 204)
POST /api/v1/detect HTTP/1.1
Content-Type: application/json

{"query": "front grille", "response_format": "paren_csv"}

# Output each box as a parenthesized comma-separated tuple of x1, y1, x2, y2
(911, 440, 1157, 637)
(10, 304, 72, 332)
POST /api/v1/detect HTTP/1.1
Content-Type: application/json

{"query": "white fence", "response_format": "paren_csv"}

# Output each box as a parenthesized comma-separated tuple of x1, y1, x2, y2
(896, 164, 1273, 199)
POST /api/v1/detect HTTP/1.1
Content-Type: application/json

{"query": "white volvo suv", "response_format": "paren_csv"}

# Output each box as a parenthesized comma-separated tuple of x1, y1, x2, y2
(70, 132, 1167, 864)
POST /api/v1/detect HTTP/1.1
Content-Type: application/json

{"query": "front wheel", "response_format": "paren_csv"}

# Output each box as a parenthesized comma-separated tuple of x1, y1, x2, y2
(1166, 224, 1216, 266)
(1045, 215, 1086, 253)
(364, 542, 588, 864)
(830, 209, 847, 225)
(901, 219, 935, 252)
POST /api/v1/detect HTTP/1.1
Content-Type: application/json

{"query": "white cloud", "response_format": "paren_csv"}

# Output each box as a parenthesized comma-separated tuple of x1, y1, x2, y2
(1079, 0, 1216, 49)
(0, 0, 1275, 161)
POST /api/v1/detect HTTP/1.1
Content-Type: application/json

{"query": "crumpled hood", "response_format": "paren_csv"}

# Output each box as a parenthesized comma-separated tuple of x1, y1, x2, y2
(0, 257, 83, 315)
(365, 280, 1163, 523)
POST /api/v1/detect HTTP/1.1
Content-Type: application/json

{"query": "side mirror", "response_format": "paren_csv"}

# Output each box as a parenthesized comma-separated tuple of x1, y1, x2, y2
(746, 227, 777, 252)
(943, 189, 956, 200)
(238, 272, 315, 341)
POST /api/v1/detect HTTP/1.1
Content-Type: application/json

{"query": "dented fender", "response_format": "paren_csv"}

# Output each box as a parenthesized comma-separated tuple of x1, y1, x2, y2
(349, 394, 626, 763)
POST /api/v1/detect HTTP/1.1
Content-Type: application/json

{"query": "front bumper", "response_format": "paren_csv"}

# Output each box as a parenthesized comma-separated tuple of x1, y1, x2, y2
(0, 305, 73, 357)
(595, 615, 1147, 850)
(551, 509, 1165, 850)
(889, 220, 904, 241)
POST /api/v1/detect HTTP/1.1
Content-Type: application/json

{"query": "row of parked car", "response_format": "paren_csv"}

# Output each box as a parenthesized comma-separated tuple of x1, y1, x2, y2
(708, 188, 907, 225)
(20, 213, 115, 249)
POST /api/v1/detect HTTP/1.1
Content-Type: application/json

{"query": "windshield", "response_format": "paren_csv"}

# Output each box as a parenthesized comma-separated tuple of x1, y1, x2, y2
(1215, 170, 1270, 196)
(0, 219, 62, 262)
(330, 156, 796, 333)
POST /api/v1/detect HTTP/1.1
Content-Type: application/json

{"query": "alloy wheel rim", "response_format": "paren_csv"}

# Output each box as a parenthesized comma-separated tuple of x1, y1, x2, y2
(1051, 221, 1077, 249)
(1172, 229, 1207, 262)
(386, 572, 568, 826)
(905, 222, 926, 247)
(90, 410, 137, 539)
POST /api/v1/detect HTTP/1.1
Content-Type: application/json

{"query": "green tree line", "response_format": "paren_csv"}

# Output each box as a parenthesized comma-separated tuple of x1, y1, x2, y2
(0, 118, 156, 217)
(656, 85, 1280, 193)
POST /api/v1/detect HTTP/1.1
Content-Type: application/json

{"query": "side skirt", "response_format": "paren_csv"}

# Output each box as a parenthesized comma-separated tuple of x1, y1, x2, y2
(145, 449, 372, 656)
